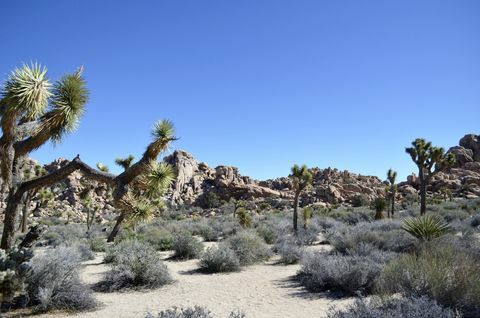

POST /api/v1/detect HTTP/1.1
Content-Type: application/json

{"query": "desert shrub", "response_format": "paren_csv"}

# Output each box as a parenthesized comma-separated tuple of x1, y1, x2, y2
(146, 306, 246, 318)
(191, 219, 224, 242)
(298, 246, 395, 296)
(225, 231, 271, 266)
(255, 224, 277, 244)
(42, 224, 86, 246)
(376, 244, 480, 317)
(326, 221, 417, 254)
(351, 195, 370, 207)
(470, 213, 480, 227)
(327, 296, 455, 318)
(203, 191, 222, 209)
(172, 232, 203, 260)
(89, 236, 106, 252)
(199, 245, 241, 273)
(315, 217, 343, 231)
(275, 237, 304, 264)
(296, 222, 321, 245)
(138, 226, 174, 251)
(329, 209, 372, 225)
(26, 246, 96, 312)
(73, 241, 95, 261)
(98, 240, 172, 291)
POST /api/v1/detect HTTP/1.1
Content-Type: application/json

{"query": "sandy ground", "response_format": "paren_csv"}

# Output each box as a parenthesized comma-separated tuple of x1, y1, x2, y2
(31, 243, 352, 318)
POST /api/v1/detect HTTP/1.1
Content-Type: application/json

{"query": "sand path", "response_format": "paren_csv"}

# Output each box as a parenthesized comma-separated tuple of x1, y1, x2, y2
(37, 243, 351, 318)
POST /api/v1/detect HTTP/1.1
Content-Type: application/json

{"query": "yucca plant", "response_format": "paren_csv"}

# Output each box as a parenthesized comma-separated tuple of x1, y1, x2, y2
(373, 197, 386, 220)
(402, 215, 450, 241)
(302, 207, 312, 230)
(0, 63, 177, 249)
(290, 164, 313, 234)
(405, 139, 455, 215)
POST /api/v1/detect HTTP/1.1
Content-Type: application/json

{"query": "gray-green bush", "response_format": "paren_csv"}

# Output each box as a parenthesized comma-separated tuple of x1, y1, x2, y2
(376, 244, 480, 317)
(225, 231, 271, 266)
(327, 296, 455, 318)
(172, 232, 204, 260)
(26, 246, 97, 312)
(99, 240, 172, 291)
(199, 245, 240, 273)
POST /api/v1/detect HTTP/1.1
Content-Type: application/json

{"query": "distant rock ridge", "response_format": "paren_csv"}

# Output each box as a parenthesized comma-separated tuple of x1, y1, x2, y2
(1, 134, 479, 223)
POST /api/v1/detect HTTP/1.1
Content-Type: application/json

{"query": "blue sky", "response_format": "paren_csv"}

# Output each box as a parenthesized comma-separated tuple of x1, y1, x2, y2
(1, 1, 479, 181)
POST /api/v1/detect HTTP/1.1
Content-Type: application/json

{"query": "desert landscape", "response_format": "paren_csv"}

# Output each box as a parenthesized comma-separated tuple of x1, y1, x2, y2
(1, 1, 479, 318)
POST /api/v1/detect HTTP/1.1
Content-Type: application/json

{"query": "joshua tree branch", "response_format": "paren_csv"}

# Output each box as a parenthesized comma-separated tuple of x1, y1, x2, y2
(16, 156, 116, 200)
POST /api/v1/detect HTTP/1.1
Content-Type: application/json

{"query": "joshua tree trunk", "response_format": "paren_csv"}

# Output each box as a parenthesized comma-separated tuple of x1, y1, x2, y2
(419, 168, 427, 215)
(293, 191, 300, 235)
(390, 194, 395, 218)
(19, 191, 33, 233)
(1, 156, 115, 250)
(107, 212, 126, 242)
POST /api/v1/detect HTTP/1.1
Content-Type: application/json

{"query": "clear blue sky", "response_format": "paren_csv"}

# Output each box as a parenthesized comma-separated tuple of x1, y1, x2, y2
(1, 1, 479, 181)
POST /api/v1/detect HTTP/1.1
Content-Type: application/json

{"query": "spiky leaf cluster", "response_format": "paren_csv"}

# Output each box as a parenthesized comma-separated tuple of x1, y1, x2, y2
(290, 164, 313, 192)
(39, 68, 88, 142)
(405, 138, 455, 177)
(402, 215, 450, 241)
(115, 155, 135, 171)
(1, 63, 51, 121)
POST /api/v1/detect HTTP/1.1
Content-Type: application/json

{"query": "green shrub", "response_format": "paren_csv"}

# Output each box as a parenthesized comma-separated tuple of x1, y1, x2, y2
(138, 226, 174, 251)
(172, 232, 203, 260)
(376, 244, 480, 316)
(351, 195, 370, 207)
(225, 231, 271, 266)
(89, 236, 106, 252)
(199, 245, 240, 273)
(255, 224, 277, 244)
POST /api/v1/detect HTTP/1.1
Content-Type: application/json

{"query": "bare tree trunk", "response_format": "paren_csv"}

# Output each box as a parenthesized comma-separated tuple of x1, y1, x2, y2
(390, 193, 395, 218)
(107, 212, 126, 242)
(293, 191, 300, 235)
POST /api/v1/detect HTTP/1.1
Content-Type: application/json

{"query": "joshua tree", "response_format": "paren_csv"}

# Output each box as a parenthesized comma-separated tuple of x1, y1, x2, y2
(230, 198, 245, 218)
(405, 138, 455, 215)
(0, 63, 176, 249)
(290, 164, 313, 234)
(386, 169, 397, 218)
(115, 155, 135, 170)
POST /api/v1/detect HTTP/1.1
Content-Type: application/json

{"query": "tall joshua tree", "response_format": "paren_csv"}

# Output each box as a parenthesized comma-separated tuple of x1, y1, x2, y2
(0, 63, 176, 250)
(405, 138, 455, 215)
(386, 169, 397, 218)
(290, 164, 313, 234)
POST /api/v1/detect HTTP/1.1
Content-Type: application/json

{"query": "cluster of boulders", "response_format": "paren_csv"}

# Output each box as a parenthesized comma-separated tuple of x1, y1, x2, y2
(165, 150, 387, 208)
(1, 134, 479, 222)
